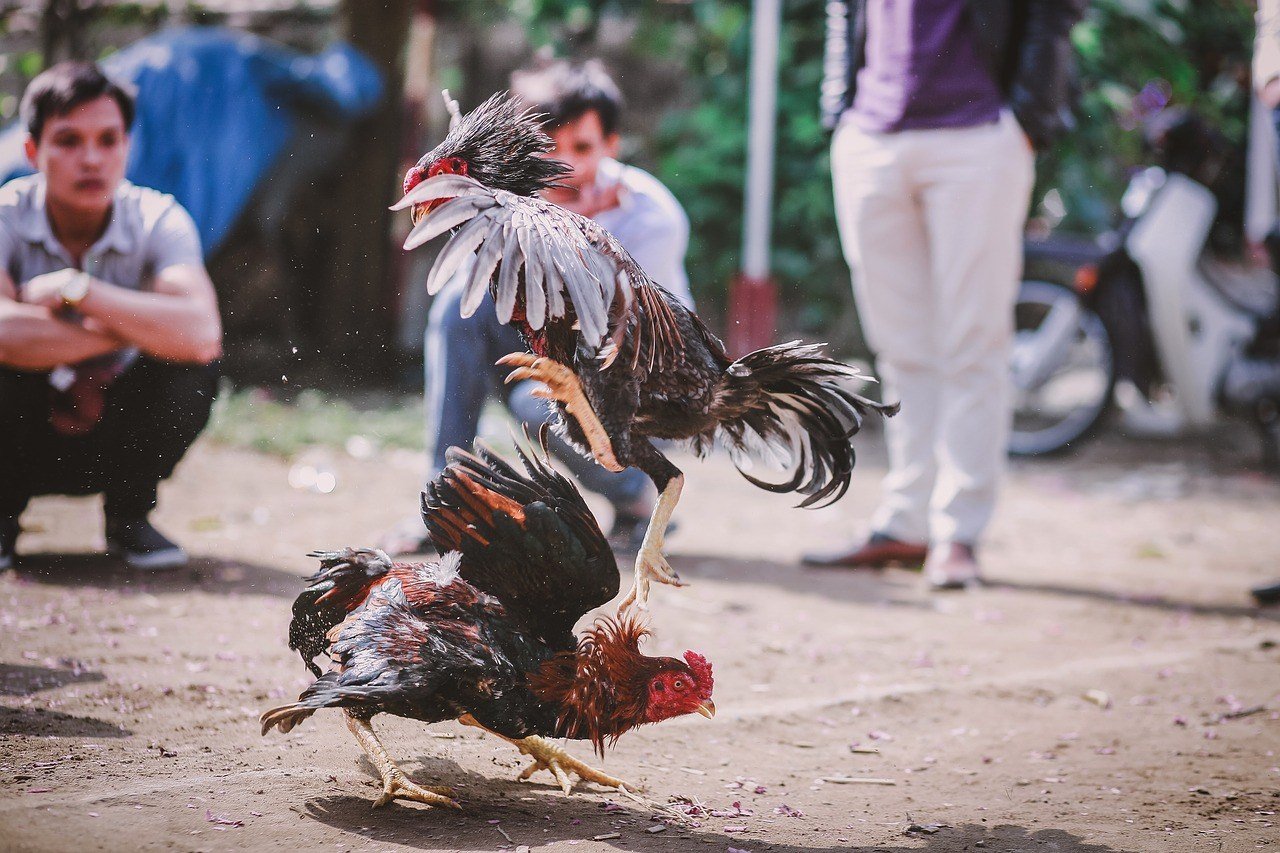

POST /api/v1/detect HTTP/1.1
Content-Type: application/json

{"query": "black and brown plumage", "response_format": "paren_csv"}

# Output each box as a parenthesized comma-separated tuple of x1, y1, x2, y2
(394, 93, 897, 613)
(261, 440, 714, 809)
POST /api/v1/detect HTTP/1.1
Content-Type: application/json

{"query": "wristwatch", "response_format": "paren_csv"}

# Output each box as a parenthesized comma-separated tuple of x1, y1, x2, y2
(60, 271, 91, 308)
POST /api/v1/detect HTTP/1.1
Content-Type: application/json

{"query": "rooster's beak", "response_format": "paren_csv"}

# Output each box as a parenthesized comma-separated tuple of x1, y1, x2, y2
(695, 700, 716, 719)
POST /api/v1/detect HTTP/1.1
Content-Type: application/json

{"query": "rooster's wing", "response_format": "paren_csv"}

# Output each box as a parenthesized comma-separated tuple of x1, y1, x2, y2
(395, 174, 683, 371)
(422, 437, 619, 648)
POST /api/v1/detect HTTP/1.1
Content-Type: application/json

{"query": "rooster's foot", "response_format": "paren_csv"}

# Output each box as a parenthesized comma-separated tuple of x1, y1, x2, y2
(345, 713, 461, 810)
(619, 544, 684, 615)
(496, 352, 624, 472)
(512, 735, 637, 796)
(617, 475, 686, 616)
(374, 772, 460, 810)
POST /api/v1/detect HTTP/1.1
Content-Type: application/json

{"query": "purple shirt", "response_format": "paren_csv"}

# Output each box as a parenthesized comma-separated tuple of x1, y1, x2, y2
(850, 0, 1003, 133)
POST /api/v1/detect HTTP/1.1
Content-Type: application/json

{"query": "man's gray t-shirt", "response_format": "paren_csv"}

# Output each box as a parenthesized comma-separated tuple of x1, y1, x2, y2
(593, 158, 693, 309)
(0, 174, 203, 296)
(0, 175, 204, 373)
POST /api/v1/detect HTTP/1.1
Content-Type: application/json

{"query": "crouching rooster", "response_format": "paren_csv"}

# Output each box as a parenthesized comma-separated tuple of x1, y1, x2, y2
(260, 440, 714, 809)
(394, 93, 897, 613)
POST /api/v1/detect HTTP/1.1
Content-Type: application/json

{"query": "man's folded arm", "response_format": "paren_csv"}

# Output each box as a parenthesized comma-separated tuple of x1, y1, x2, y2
(0, 272, 125, 370)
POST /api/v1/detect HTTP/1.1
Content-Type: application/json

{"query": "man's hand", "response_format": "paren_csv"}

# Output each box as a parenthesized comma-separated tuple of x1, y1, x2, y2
(1263, 77, 1280, 110)
(20, 268, 83, 311)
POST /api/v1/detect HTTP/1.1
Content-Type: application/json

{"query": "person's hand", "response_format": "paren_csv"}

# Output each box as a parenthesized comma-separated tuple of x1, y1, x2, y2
(20, 268, 84, 310)
(1262, 77, 1280, 110)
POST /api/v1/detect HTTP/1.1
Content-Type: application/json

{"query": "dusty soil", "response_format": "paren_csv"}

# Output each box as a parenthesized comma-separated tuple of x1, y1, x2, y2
(2, 423, 1278, 853)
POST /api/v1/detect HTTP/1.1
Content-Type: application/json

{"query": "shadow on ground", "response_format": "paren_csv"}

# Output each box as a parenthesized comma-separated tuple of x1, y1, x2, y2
(0, 663, 105, 697)
(663, 553, 1280, 624)
(660, 554, 934, 611)
(988, 578, 1280, 622)
(303, 775, 1133, 853)
(8, 555, 302, 598)
(0, 704, 131, 738)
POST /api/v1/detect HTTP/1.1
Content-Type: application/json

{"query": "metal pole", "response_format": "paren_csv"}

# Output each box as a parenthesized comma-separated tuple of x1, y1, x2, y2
(727, 0, 781, 356)
(742, 0, 781, 280)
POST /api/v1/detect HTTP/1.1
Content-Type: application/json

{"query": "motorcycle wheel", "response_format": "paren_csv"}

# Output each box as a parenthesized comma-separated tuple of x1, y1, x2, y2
(1009, 279, 1116, 457)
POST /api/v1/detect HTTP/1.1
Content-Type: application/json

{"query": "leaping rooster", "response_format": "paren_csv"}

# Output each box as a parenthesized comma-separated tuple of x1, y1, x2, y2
(394, 93, 897, 613)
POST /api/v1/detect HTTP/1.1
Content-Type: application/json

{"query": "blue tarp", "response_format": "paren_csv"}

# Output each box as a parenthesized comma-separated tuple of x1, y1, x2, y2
(0, 26, 383, 254)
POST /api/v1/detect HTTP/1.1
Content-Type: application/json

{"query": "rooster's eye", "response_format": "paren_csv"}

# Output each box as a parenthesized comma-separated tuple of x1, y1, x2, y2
(673, 680, 684, 690)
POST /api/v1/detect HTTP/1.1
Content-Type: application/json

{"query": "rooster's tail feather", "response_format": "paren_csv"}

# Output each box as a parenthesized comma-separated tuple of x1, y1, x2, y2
(715, 341, 897, 508)
(260, 671, 367, 735)
(259, 702, 317, 736)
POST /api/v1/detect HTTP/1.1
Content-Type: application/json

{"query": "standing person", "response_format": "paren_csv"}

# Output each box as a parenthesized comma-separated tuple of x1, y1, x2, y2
(1251, 0, 1280, 608)
(0, 62, 222, 570)
(383, 59, 693, 556)
(803, 1, 1085, 588)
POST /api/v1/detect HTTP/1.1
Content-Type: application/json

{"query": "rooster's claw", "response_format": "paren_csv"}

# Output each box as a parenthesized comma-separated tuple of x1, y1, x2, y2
(512, 736, 637, 796)
(495, 351, 624, 472)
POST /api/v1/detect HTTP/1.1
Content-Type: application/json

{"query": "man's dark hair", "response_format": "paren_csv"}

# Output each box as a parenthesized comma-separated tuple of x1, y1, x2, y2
(21, 61, 135, 142)
(511, 59, 623, 136)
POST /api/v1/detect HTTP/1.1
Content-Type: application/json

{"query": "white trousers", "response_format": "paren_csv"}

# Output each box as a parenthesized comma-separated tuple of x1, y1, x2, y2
(831, 112, 1035, 546)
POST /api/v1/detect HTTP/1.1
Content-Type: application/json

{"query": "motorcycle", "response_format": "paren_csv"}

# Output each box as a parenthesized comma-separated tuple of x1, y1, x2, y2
(1009, 113, 1280, 465)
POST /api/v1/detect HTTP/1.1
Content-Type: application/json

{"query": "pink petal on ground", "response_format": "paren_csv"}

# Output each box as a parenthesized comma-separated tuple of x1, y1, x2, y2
(204, 809, 243, 827)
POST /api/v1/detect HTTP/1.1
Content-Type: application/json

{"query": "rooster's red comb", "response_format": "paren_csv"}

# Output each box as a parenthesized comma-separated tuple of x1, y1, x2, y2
(683, 650, 713, 699)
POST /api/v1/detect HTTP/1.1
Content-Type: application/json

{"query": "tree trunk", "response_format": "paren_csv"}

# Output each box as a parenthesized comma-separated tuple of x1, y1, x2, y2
(40, 0, 90, 66)
(317, 0, 415, 377)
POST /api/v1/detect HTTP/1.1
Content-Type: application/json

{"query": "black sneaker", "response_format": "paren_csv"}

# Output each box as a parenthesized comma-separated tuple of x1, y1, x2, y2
(105, 517, 188, 570)
(1252, 581, 1280, 607)
(0, 516, 18, 570)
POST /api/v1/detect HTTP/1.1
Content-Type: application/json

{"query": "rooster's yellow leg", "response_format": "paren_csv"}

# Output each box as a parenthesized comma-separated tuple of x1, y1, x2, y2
(618, 474, 685, 615)
(457, 715, 636, 796)
(345, 712, 460, 809)
(497, 353, 624, 472)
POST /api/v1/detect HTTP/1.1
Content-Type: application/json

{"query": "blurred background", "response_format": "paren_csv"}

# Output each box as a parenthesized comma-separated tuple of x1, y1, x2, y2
(0, 0, 1257, 379)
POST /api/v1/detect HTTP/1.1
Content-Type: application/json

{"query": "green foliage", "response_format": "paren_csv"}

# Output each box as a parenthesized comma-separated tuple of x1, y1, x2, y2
(494, 0, 846, 328)
(1046, 0, 1255, 234)
(207, 387, 425, 458)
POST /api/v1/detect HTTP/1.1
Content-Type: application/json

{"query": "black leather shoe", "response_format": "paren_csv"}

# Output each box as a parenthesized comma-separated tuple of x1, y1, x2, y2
(1252, 581, 1280, 606)
(802, 532, 928, 569)
(105, 517, 187, 570)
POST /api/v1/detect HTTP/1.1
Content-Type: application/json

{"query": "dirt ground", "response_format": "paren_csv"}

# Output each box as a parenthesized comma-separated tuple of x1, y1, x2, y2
(2, 422, 1278, 853)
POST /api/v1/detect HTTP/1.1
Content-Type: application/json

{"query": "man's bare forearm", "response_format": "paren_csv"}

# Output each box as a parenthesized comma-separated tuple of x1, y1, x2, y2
(79, 274, 222, 364)
(0, 302, 125, 370)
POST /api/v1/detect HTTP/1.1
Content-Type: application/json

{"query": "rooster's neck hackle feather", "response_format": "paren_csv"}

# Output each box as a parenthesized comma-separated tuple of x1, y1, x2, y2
(421, 92, 571, 197)
(528, 614, 670, 754)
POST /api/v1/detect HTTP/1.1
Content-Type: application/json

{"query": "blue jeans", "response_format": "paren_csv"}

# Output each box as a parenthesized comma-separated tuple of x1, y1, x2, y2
(423, 283, 649, 510)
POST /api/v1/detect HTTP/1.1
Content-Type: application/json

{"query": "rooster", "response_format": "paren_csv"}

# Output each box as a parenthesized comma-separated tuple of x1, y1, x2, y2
(394, 93, 896, 612)
(260, 439, 714, 809)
